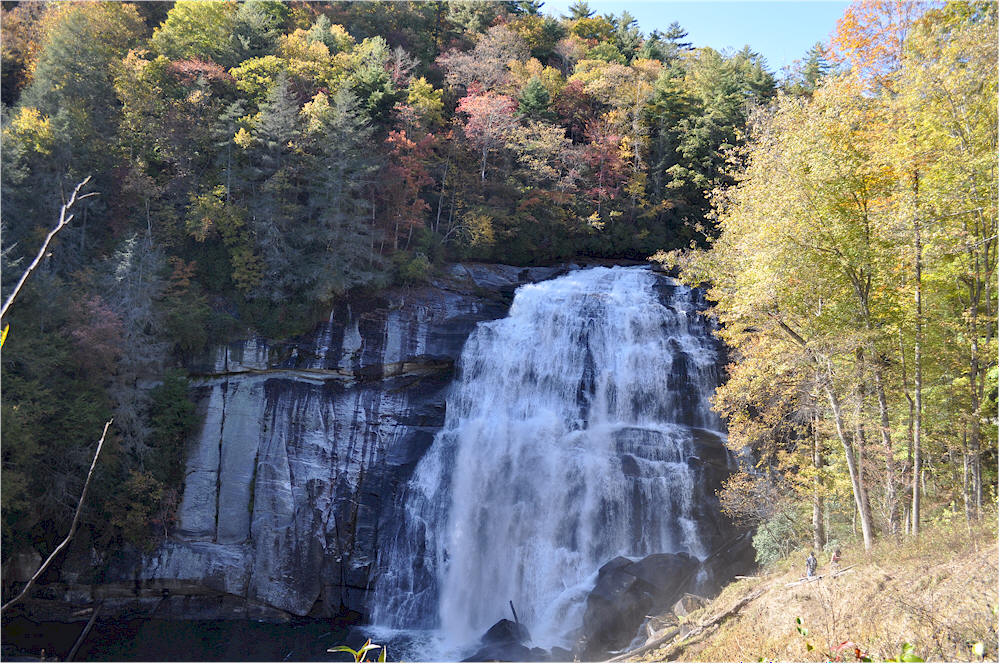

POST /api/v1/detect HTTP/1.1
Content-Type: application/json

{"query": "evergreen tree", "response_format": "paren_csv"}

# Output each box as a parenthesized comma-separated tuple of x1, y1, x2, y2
(518, 76, 554, 120)
(301, 90, 385, 299)
(243, 74, 306, 302)
(566, 1, 595, 20)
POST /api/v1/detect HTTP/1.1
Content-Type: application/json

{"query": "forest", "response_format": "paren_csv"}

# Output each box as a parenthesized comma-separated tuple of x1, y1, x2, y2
(0, 0, 996, 599)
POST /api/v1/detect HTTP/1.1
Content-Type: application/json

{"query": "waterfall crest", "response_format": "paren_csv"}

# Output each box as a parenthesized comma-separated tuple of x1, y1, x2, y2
(371, 266, 725, 650)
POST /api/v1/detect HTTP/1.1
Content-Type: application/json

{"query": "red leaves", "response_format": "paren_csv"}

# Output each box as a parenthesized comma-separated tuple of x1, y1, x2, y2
(167, 58, 234, 86)
(553, 79, 597, 144)
(456, 89, 518, 180)
(69, 296, 124, 378)
(456, 89, 517, 140)
(381, 129, 436, 248)
(581, 122, 626, 207)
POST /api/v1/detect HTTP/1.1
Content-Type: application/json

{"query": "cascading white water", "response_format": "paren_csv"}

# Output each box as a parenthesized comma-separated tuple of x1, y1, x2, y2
(370, 266, 725, 654)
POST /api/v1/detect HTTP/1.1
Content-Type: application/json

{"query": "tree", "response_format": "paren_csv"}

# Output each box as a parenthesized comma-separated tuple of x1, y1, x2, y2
(300, 88, 384, 299)
(150, 0, 240, 67)
(674, 73, 907, 551)
(637, 23, 692, 63)
(566, 1, 595, 21)
(438, 25, 528, 90)
(0, 1, 48, 107)
(456, 89, 518, 181)
(829, 0, 927, 91)
(104, 235, 168, 464)
(347, 36, 402, 126)
(232, 0, 290, 60)
(381, 129, 434, 252)
(783, 42, 836, 97)
(239, 74, 306, 301)
(517, 76, 554, 120)
(895, 2, 998, 522)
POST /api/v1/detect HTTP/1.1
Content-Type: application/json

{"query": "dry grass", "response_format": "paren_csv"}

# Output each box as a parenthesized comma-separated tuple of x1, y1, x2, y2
(635, 516, 998, 663)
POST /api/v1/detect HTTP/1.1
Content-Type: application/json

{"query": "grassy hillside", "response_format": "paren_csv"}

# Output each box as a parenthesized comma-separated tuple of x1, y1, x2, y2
(631, 516, 998, 663)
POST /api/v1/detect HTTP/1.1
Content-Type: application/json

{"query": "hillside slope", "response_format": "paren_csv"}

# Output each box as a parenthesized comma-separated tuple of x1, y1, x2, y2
(624, 518, 997, 662)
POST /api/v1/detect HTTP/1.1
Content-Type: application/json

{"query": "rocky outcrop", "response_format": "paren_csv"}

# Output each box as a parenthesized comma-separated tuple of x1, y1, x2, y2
(581, 553, 701, 657)
(101, 264, 569, 619)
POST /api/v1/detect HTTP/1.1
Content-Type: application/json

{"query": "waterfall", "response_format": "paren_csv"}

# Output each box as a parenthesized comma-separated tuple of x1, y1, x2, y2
(370, 266, 725, 652)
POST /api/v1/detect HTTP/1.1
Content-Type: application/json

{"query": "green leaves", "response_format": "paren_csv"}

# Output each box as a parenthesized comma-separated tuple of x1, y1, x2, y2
(328, 639, 386, 663)
(887, 642, 923, 662)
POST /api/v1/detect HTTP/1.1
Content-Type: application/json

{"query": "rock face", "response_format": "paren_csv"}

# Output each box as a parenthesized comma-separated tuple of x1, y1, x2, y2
(91, 261, 753, 644)
(581, 553, 701, 657)
(104, 264, 568, 618)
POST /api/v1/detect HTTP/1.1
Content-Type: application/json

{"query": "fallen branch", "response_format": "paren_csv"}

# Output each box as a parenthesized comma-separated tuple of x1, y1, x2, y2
(783, 564, 858, 588)
(608, 586, 767, 662)
(1, 176, 97, 322)
(66, 600, 103, 661)
(1, 419, 112, 613)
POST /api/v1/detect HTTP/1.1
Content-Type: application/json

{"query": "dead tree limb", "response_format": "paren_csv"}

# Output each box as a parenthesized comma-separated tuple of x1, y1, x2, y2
(609, 586, 767, 662)
(1, 176, 97, 322)
(783, 564, 858, 588)
(66, 600, 103, 661)
(1, 419, 112, 613)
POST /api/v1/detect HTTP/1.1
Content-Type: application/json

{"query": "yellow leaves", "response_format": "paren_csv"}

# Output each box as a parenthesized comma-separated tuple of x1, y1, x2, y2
(279, 28, 331, 61)
(406, 77, 444, 128)
(508, 58, 564, 98)
(586, 211, 605, 230)
(229, 55, 284, 103)
(4, 106, 53, 155)
(463, 212, 495, 250)
(233, 126, 253, 149)
(300, 91, 331, 132)
(185, 185, 241, 242)
(829, 0, 928, 91)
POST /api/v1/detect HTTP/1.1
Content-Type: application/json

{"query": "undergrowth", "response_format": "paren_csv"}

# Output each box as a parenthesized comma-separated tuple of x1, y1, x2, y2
(641, 514, 998, 663)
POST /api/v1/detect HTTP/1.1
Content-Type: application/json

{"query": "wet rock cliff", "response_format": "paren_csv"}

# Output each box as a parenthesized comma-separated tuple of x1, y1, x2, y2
(103, 264, 568, 619)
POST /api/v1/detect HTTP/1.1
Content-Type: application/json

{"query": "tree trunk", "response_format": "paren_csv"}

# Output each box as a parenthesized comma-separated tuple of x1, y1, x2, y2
(962, 429, 971, 521)
(968, 297, 982, 520)
(812, 413, 826, 552)
(873, 361, 898, 533)
(911, 174, 923, 537)
(824, 373, 874, 550)
(898, 330, 914, 535)
(853, 349, 876, 536)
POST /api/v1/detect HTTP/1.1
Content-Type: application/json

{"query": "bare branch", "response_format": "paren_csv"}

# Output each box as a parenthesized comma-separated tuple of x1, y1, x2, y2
(1, 419, 112, 614)
(1, 176, 97, 321)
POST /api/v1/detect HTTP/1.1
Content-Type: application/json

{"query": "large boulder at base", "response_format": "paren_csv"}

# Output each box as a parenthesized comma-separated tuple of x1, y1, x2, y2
(581, 552, 700, 657)
(483, 618, 531, 645)
(463, 619, 545, 662)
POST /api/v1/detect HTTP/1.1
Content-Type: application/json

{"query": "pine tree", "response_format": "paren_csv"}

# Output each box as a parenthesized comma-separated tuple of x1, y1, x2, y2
(518, 76, 553, 120)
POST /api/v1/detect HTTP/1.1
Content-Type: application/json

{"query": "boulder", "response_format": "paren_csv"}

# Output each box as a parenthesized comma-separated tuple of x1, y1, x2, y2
(672, 593, 708, 618)
(582, 552, 701, 656)
(549, 646, 574, 661)
(463, 618, 540, 662)
(644, 613, 679, 640)
(482, 618, 531, 645)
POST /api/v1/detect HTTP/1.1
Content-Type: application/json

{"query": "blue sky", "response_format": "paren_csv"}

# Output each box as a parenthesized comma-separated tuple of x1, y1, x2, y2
(540, 1, 852, 73)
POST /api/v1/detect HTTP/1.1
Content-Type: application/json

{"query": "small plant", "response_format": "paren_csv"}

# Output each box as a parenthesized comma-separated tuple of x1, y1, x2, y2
(794, 617, 923, 662)
(328, 639, 387, 663)
(794, 616, 814, 653)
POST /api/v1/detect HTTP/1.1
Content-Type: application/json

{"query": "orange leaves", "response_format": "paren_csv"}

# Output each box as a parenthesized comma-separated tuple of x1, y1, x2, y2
(830, 0, 929, 90)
